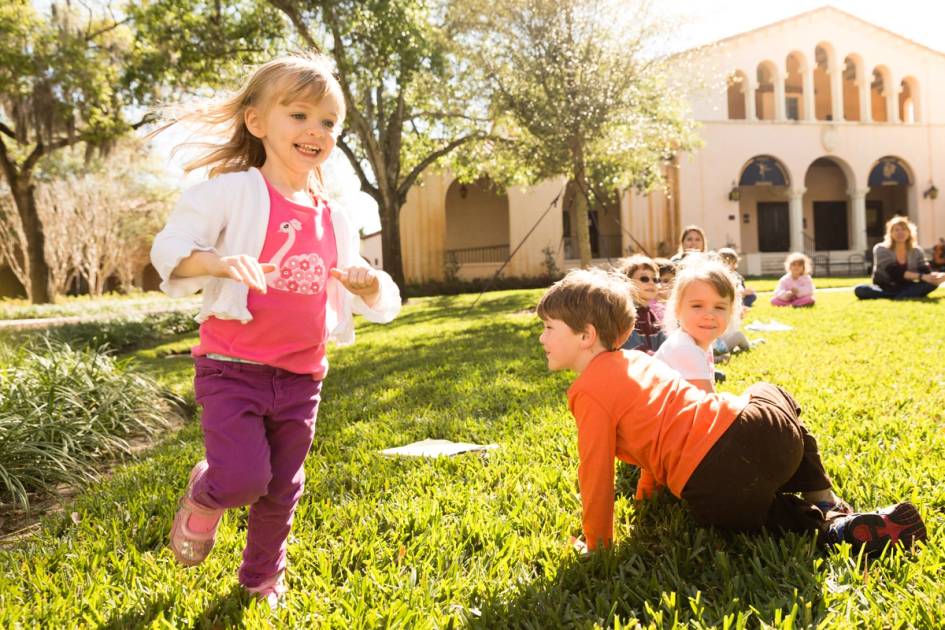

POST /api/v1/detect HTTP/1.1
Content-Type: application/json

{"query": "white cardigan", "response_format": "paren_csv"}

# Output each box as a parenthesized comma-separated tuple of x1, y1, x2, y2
(150, 167, 400, 346)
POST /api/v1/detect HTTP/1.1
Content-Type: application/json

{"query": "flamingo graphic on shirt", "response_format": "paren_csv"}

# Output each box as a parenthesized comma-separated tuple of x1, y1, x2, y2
(264, 219, 328, 295)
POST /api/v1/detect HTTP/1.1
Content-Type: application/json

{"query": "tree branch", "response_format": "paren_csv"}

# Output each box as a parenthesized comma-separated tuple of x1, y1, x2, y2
(397, 133, 486, 199)
(267, 0, 321, 51)
(0, 123, 16, 141)
(336, 135, 377, 198)
(85, 16, 132, 42)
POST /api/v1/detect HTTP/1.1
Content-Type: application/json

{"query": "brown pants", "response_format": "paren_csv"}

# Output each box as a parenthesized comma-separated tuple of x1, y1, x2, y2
(681, 383, 834, 536)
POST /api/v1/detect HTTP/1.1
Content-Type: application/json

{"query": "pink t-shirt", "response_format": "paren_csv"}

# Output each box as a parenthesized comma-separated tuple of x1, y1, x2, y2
(194, 180, 338, 378)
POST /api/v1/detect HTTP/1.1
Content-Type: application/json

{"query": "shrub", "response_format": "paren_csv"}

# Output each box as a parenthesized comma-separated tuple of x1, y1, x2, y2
(0, 341, 180, 510)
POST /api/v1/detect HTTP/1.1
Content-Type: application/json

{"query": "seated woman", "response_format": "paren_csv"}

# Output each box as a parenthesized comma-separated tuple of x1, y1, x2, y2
(854, 216, 945, 300)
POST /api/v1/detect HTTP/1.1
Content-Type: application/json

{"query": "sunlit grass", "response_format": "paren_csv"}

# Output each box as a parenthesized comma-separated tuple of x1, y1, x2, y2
(0, 288, 942, 628)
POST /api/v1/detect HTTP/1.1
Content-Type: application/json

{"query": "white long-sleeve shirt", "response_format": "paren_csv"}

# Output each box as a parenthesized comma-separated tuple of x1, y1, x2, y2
(150, 167, 400, 346)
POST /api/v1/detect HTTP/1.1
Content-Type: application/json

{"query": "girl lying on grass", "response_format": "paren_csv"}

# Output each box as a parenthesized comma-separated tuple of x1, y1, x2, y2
(537, 268, 926, 555)
(150, 54, 401, 609)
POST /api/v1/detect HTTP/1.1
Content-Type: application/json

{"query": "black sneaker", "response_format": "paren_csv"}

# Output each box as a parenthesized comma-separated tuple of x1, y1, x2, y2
(824, 502, 927, 555)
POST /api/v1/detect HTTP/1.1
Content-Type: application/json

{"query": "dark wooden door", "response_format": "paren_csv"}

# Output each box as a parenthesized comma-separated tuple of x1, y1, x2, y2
(813, 201, 849, 250)
(757, 202, 790, 252)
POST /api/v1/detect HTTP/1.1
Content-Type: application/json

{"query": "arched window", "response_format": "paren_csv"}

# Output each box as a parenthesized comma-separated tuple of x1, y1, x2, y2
(842, 56, 862, 121)
(785, 52, 805, 120)
(727, 70, 748, 119)
(871, 67, 890, 122)
(813, 44, 833, 120)
(755, 62, 777, 121)
(900, 77, 919, 123)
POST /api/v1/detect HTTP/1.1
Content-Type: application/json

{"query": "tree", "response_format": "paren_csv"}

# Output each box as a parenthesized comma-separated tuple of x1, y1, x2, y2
(0, 0, 282, 303)
(268, 0, 493, 290)
(452, 0, 700, 268)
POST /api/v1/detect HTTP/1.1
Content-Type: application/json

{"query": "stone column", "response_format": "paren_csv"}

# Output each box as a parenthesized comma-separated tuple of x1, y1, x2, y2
(886, 85, 900, 123)
(803, 69, 815, 121)
(745, 76, 756, 120)
(850, 189, 868, 253)
(859, 79, 871, 122)
(830, 64, 843, 122)
(774, 77, 786, 121)
(790, 189, 805, 253)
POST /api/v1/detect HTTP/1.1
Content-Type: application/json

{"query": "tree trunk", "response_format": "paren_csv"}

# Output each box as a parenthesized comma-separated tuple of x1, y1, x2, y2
(573, 172, 593, 269)
(11, 180, 52, 304)
(377, 192, 407, 293)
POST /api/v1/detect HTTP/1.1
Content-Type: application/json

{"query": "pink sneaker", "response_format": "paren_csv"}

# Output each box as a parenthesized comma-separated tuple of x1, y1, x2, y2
(244, 572, 287, 610)
(169, 460, 223, 567)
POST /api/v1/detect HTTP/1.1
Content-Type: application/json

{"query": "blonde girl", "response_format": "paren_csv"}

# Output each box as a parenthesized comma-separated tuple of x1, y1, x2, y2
(771, 252, 815, 307)
(654, 256, 741, 393)
(150, 54, 401, 608)
(854, 216, 945, 299)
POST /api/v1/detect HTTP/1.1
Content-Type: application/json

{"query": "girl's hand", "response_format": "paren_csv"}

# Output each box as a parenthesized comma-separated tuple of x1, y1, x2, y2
(569, 536, 589, 556)
(330, 266, 381, 305)
(215, 255, 276, 293)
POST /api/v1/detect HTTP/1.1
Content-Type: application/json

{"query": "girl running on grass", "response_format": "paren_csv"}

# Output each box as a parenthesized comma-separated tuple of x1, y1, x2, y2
(653, 256, 739, 393)
(150, 53, 401, 609)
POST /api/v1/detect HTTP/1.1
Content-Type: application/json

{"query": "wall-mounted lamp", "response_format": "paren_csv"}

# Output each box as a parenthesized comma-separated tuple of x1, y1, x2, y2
(923, 184, 938, 200)
(459, 184, 469, 199)
(728, 181, 740, 202)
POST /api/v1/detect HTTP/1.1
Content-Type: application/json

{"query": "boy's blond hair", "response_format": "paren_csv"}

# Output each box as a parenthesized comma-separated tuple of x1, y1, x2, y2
(784, 252, 813, 275)
(664, 255, 742, 334)
(537, 269, 636, 351)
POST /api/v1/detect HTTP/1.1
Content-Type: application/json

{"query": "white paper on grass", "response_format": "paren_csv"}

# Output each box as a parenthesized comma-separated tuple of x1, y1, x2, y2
(745, 319, 793, 332)
(381, 439, 499, 458)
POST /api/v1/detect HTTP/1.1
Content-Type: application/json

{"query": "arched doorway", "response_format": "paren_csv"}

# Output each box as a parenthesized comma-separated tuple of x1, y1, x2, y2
(736, 155, 791, 253)
(785, 52, 806, 120)
(842, 55, 862, 121)
(866, 156, 913, 248)
(727, 70, 748, 120)
(755, 61, 778, 121)
(444, 178, 510, 274)
(803, 157, 854, 251)
(813, 43, 834, 120)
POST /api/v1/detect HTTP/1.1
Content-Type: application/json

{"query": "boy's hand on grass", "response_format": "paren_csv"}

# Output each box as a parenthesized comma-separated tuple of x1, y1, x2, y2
(330, 266, 380, 306)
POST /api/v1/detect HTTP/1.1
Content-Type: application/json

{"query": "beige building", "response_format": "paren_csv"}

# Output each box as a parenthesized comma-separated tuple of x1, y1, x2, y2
(399, 6, 945, 281)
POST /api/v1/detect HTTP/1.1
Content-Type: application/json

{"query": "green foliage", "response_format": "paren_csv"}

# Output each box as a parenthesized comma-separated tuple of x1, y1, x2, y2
(1, 310, 200, 355)
(0, 288, 942, 627)
(0, 293, 196, 321)
(0, 341, 177, 510)
(452, 0, 700, 195)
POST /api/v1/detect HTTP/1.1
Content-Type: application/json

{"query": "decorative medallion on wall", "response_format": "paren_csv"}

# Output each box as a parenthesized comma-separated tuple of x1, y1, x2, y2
(820, 125, 839, 153)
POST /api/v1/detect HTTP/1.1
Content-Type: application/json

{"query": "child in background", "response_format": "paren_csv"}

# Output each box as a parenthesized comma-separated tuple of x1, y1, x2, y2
(150, 54, 401, 608)
(718, 247, 756, 308)
(537, 268, 926, 555)
(653, 257, 676, 305)
(772, 253, 815, 307)
(619, 255, 665, 354)
(669, 225, 708, 263)
(653, 257, 739, 393)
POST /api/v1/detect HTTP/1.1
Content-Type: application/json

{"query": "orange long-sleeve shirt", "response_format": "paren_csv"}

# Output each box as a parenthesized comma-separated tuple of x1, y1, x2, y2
(567, 350, 748, 550)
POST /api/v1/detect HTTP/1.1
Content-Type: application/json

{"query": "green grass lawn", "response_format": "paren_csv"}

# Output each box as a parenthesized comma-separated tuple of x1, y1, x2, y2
(1, 288, 943, 628)
(745, 276, 868, 293)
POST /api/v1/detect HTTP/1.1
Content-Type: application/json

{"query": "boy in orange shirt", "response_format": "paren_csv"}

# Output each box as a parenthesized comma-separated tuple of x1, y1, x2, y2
(537, 268, 926, 554)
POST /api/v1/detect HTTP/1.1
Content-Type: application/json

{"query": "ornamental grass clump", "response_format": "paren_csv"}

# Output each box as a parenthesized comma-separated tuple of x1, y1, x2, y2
(0, 341, 175, 510)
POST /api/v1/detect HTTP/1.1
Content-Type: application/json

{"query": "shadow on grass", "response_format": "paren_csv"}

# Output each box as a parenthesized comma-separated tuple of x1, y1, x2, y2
(470, 497, 825, 628)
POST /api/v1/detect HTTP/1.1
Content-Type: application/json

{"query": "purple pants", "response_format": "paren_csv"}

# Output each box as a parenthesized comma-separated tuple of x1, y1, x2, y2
(770, 295, 814, 307)
(190, 356, 322, 588)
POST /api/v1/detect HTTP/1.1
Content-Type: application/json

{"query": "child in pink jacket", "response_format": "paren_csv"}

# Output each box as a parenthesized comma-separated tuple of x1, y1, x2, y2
(771, 252, 815, 307)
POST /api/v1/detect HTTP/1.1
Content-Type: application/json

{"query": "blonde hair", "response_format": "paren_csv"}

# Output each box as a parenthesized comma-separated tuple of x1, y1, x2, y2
(882, 215, 917, 250)
(784, 252, 813, 275)
(717, 247, 739, 265)
(677, 225, 707, 254)
(663, 255, 741, 335)
(154, 53, 345, 187)
(537, 268, 636, 351)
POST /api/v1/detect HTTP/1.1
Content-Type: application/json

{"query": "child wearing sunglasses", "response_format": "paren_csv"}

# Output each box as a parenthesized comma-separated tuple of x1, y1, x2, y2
(618, 255, 666, 354)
